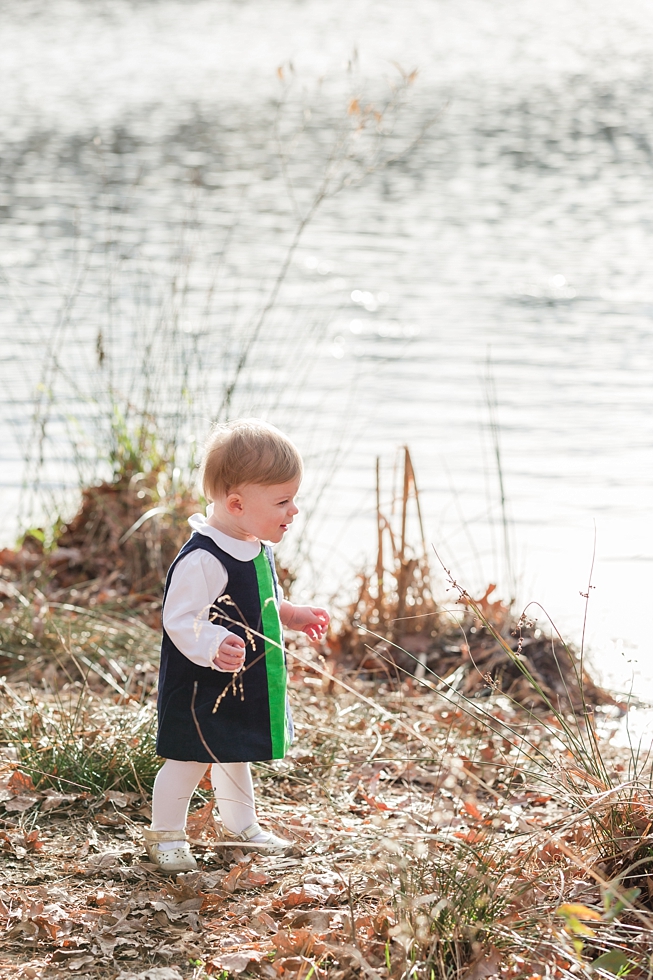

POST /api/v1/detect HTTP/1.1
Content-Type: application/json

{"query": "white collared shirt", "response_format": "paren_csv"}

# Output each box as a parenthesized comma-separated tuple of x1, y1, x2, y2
(162, 513, 263, 671)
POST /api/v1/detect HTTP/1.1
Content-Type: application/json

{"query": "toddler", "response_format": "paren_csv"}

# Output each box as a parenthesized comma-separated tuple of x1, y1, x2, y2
(144, 419, 329, 872)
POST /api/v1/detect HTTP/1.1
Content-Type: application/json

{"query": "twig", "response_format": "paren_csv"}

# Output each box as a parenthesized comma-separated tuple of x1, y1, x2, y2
(190, 681, 221, 764)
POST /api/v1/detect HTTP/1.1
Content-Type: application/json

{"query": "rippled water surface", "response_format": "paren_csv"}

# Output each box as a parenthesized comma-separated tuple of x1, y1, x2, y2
(1, 0, 652, 693)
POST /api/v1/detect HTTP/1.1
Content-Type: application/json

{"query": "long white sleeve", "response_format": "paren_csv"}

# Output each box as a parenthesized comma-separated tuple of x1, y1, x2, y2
(162, 549, 234, 670)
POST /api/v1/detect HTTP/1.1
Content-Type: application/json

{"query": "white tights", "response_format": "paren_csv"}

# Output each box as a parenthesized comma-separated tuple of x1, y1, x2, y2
(151, 759, 256, 847)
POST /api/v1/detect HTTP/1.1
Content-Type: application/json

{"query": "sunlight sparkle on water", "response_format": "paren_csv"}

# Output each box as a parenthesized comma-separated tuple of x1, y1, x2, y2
(0, 0, 652, 691)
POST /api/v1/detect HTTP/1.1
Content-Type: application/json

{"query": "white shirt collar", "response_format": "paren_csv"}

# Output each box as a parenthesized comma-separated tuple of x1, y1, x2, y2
(188, 512, 261, 561)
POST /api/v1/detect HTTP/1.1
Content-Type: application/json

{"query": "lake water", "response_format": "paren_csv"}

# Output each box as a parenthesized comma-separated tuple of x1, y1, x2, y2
(1, 0, 652, 696)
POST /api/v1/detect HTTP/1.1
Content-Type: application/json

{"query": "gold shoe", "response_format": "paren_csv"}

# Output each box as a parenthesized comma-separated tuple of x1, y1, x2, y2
(142, 828, 198, 874)
(214, 821, 292, 855)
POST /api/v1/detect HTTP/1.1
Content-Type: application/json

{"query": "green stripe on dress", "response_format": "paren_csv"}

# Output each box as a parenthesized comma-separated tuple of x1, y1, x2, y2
(253, 550, 288, 759)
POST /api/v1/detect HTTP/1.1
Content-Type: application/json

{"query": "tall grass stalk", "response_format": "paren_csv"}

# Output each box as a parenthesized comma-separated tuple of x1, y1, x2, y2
(483, 354, 515, 599)
(433, 549, 609, 782)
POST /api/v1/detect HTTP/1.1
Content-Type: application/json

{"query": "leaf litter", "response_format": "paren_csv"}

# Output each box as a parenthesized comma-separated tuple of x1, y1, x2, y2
(1, 646, 651, 980)
(1, 456, 652, 977)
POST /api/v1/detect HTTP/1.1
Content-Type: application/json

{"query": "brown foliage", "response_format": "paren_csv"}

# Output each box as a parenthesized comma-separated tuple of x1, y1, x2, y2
(333, 450, 614, 712)
(1, 476, 198, 614)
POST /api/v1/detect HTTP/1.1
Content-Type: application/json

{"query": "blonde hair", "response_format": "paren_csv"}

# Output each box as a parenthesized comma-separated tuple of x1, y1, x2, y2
(199, 418, 303, 501)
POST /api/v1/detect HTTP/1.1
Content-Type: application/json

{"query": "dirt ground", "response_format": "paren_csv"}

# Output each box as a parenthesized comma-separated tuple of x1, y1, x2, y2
(2, 651, 648, 980)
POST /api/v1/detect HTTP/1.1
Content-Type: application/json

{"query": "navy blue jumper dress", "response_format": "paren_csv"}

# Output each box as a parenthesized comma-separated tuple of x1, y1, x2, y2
(156, 533, 292, 764)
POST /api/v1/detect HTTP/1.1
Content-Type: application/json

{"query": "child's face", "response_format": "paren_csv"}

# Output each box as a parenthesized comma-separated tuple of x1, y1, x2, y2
(226, 478, 301, 543)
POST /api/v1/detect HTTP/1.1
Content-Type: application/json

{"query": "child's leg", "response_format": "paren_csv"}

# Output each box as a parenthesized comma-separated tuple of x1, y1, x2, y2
(212, 762, 291, 852)
(211, 762, 256, 835)
(151, 759, 208, 847)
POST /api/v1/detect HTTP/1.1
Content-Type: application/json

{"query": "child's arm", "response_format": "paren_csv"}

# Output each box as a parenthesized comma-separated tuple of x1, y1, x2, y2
(163, 550, 246, 672)
(279, 601, 329, 643)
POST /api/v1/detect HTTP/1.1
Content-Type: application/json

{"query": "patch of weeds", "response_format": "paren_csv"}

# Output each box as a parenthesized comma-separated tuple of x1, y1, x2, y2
(0, 681, 160, 794)
(380, 837, 521, 976)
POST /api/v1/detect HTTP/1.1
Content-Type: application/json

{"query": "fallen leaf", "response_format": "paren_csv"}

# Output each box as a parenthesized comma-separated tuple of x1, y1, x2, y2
(96, 812, 125, 826)
(556, 904, 601, 921)
(8, 770, 36, 794)
(222, 864, 248, 893)
(187, 800, 216, 838)
(243, 869, 270, 888)
(104, 790, 133, 807)
(359, 789, 391, 811)
(352, 911, 392, 939)
(536, 840, 567, 864)
(461, 945, 503, 980)
(273, 928, 326, 957)
(18, 829, 43, 853)
(151, 898, 202, 920)
(165, 876, 204, 902)
(4, 794, 41, 813)
(197, 768, 212, 791)
(194, 889, 219, 914)
(68, 955, 95, 972)
(289, 909, 334, 933)
(213, 951, 263, 974)
(87, 850, 124, 869)
(41, 791, 80, 811)
(590, 950, 631, 974)
(322, 941, 379, 980)
(304, 872, 340, 887)
(51, 944, 90, 963)
(463, 800, 482, 820)
(273, 884, 337, 910)
(252, 909, 278, 934)
(116, 969, 184, 980)
(87, 889, 118, 908)
(273, 955, 303, 975)
(454, 830, 487, 844)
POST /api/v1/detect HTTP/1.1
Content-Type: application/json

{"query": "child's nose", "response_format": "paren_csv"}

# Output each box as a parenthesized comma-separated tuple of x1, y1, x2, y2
(289, 501, 299, 516)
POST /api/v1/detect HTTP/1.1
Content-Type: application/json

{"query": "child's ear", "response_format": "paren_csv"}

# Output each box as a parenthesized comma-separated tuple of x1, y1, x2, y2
(225, 492, 244, 516)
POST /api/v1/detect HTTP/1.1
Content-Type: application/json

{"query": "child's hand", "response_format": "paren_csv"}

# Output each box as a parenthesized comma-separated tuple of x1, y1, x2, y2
(213, 634, 246, 672)
(285, 605, 330, 643)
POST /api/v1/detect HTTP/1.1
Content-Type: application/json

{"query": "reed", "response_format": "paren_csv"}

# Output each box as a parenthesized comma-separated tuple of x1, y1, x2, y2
(335, 451, 612, 716)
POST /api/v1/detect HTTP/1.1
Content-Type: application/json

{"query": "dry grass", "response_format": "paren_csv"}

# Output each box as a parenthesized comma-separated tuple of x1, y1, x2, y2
(0, 606, 651, 979)
(334, 450, 614, 715)
(0, 454, 651, 978)
(1, 471, 198, 623)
